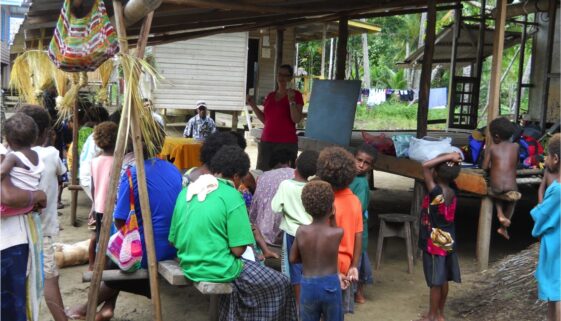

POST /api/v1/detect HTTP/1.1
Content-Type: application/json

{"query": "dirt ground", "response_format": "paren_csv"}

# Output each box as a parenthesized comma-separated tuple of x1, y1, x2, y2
(41, 142, 540, 321)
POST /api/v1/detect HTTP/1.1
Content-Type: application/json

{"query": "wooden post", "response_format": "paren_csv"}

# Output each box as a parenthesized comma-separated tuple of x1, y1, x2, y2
(416, 0, 436, 138)
(231, 111, 239, 130)
(485, 0, 507, 128)
(476, 196, 493, 271)
(320, 23, 327, 78)
(335, 17, 348, 80)
(85, 4, 163, 321)
(275, 28, 284, 88)
(70, 100, 79, 226)
(446, 2, 461, 128)
(539, 0, 557, 131)
(328, 38, 334, 79)
(410, 180, 424, 259)
(514, 15, 528, 122)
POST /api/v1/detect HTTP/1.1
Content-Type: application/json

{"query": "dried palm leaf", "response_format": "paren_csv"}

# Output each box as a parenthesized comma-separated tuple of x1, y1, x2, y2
(118, 53, 164, 158)
(53, 68, 70, 109)
(96, 59, 114, 104)
(9, 51, 55, 105)
(58, 72, 87, 123)
(9, 53, 36, 104)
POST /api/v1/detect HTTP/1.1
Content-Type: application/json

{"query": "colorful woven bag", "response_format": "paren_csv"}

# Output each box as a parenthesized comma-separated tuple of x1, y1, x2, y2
(48, 0, 119, 72)
(106, 169, 143, 272)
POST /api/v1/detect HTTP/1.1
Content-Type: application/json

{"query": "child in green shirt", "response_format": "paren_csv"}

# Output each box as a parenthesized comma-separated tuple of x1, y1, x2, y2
(272, 150, 319, 306)
(349, 143, 377, 304)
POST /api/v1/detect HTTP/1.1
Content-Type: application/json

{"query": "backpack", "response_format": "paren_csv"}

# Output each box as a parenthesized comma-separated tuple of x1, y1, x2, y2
(518, 135, 544, 168)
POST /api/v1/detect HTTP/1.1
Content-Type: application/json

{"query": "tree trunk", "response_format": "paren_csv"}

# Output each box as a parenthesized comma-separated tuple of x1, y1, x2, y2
(405, 41, 412, 87)
(412, 12, 427, 89)
(361, 20, 371, 88)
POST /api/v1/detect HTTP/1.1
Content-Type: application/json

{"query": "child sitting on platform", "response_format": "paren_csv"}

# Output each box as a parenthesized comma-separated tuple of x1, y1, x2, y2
(272, 150, 319, 305)
(530, 133, 560, 321)
(290, 180, 346, 321)
(418, 152, 463, 321)
(482, 117, 520, 239)
(317, 147, 362, 314)
(349, 143, 377, 304)
(88, 121, 118, 271)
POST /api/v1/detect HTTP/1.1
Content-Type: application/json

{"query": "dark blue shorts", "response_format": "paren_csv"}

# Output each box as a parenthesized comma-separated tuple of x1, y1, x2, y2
(300, 274, 343, 321)
(1, 244, 29, 321)
(422, 251, 461, 287)
(285, 234, 303, 285)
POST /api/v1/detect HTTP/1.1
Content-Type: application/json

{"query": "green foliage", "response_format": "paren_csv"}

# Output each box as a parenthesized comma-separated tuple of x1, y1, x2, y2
(354, 101, 448, 130)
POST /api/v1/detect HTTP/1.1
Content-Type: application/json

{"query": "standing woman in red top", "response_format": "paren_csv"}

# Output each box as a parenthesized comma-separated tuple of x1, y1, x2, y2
(247, 64, 304, 170)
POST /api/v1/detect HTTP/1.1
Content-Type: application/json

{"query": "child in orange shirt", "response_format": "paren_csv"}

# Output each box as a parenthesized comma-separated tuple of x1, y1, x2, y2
(317, 147, 363, 314)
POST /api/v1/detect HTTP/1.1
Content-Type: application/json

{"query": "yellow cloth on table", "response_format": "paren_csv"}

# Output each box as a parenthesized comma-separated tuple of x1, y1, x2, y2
(170, 143, 202, 171)
(159, 137, 196, 158)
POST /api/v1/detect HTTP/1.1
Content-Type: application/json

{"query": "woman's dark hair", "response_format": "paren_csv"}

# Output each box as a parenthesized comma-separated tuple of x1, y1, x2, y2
(317, 147, 356, 190)
(229, 131, 247, 150)
(85, 106, 110, 125)
(302, 180, 334, 219)
(209, 145, 250, 179)
(269, 148, 297, 169)
(4, 113, 38, 148)
(18, 105, 52, 138)
(296, 150, 319, 179)
(200, 132, 238, 165)
(109, 110, 122, 125)
(489, 117, 515, 141)
(279, 64, 294, 77)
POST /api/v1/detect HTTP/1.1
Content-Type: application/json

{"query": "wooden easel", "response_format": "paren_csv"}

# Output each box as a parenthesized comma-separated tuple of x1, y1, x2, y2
(85, 2, 162, 320)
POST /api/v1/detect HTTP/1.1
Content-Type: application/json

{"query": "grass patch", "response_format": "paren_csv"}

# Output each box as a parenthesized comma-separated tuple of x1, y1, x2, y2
(354, 101, 448, 130)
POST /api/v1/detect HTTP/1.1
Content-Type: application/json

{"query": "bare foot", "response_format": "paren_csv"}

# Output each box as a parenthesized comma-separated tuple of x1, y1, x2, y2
(497, 227, 510, 240)
(95, 302, 114, 321)
(497, 215, 511, 227)
(354, 292, 366, 304)
(65, 307, 86, 320)
(437, 314, 446, 321)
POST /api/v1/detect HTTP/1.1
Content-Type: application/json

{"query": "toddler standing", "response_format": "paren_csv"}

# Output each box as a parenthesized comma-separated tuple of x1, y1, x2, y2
(290, 180, 345, 321)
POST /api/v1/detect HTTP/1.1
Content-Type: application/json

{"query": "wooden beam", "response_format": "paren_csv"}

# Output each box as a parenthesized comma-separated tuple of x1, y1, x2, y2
(476, 196, 493, 271)
(485, 0, 507, 128)
(320, 23, 327, 78)
(446, 2, 461, 128)
(514, 14, 528, 121)
(161, 0, 306, 14)
(416, 0, 436, 138)
(539, 0, 557, 131)
(135, 11, 154, 56)
(335, 16, 348, 80)
(275, 28, 284, 88)
(70, 95, 79, 227)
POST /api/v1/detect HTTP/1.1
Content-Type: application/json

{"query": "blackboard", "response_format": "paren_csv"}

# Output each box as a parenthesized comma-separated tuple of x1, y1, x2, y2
(305, 80, 361, 146)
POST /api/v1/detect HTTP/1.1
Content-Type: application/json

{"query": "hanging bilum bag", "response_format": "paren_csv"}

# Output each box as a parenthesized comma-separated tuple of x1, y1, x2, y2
(106, 169, 143, 272)
(48, 0, 119, 72)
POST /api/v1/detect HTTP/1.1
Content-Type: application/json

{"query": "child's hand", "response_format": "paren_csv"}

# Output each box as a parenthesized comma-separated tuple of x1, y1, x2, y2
(346, 267, 359, 283)
(338, 273, 350, 290)
(450, 152, 463, 164)
(287, 89, 295, 102)
(262, 250, 279, 259)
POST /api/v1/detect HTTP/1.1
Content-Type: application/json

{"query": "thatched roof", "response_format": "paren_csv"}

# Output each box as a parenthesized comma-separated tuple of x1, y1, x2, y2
(12, 0, 463, 53)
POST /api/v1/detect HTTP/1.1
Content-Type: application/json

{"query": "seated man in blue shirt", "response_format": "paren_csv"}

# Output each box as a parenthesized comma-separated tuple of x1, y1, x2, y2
(183, 101, 217, 141)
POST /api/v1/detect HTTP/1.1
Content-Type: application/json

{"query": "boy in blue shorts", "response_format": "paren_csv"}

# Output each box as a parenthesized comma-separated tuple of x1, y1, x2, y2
(290, 180, 346, 321)
(530, 133, 560, 321)
(349, 143, 377, 303)
(418, 152, 463, 321)
(272, 150, 319, 305)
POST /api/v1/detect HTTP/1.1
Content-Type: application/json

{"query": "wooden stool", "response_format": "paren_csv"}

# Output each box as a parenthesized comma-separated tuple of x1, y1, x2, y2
(375, 214, 416, 274)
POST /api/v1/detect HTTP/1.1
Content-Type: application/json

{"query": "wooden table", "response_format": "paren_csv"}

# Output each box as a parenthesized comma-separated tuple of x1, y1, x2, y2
(299, 136, 543, 271)
(158, 137, 202, 171)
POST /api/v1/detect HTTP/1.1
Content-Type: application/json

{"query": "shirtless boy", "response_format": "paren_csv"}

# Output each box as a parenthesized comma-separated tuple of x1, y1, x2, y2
(290, 180, 346, 321)
(482, 117, 520, 239)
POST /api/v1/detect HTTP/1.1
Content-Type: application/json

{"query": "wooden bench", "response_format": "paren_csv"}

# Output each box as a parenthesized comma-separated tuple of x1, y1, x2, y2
(83, 260, 232, 321)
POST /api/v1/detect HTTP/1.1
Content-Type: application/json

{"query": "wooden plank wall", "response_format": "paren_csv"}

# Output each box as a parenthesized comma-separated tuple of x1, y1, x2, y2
(152, 32, 249, 112)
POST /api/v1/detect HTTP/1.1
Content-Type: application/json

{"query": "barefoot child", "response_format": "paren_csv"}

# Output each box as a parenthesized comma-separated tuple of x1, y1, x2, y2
(418, 152, 463, 321)
(290, 180, 346, 321)
(272, 150, 319, 305)
(88, 122, 118, 270)
(317, 147, 362, 314)
(19, 105, 68, 321)
(349, 143, 377, 304)
(482, 117, 520, 239)
(530, 133, 560, 321)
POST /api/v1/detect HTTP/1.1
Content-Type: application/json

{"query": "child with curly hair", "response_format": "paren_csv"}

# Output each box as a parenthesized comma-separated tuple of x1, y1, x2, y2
(482, 117, 520, 239)
(316, 146, 362, 314)
(88, 121, 118, 270)
(417, 152, 463, 321)
(530, 133, 560, 321)
(272, 150, 319, 305)
(290, 180, 345, 321)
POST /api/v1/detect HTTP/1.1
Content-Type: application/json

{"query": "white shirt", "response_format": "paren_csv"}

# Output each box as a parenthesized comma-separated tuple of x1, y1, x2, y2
(33, 146, 67, 236)
(0, 145, 27, 250)
(79, 134, 101, 187)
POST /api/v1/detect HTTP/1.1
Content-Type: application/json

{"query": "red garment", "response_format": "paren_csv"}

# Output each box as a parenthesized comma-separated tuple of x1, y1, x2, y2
(260, 90, 304, 144)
